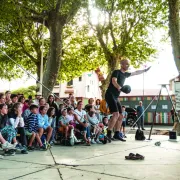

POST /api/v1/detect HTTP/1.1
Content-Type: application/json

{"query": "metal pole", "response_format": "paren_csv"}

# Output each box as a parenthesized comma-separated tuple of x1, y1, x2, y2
(165, 85, 179, 122)
(148, 86, 162, 140)
(143, 68, 144, 102)
(39, 18, 45, 94)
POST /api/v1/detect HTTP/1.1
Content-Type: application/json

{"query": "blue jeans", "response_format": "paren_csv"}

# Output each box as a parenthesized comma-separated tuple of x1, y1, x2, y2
(84, 126, 90, 138)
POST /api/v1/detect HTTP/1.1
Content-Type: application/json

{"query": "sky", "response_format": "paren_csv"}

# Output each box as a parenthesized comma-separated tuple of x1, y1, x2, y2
(126, 43, 178, 90)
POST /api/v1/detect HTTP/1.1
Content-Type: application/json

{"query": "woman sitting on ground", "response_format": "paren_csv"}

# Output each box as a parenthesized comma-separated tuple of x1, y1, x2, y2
(0, 104, 22, 151)
(8, 102, 28, 151)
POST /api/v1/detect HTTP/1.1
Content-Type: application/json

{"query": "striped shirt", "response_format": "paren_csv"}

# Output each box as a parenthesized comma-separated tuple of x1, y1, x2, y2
(25, 113, 39, 133)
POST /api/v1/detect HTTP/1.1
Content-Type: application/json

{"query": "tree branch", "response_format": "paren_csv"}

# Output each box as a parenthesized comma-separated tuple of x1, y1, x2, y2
(25, 15, 48, 27)
(87, 8, 96, 31)
(14, 1, 41, 16)
(56, 0, 62, 13)
(18, 39, 37, 63)
(108, 14, 117, 50)
(65, 1, 82, 24)
(28, 33, 41, 55)
(96, 25, 112, 59)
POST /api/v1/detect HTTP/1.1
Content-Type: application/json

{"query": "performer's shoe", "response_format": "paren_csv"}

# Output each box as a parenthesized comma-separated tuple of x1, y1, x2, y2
(107, 130, 115, 141)
(113, 135, 126, 142)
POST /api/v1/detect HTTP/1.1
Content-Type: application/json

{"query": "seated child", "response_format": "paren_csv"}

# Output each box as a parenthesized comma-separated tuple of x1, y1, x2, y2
(120, 106, 127, 138)
(25, 104, 46, 151)
(38, 106, 53, 147)
(47, 107, 56, 144)
(87, 110, 102, 144)
(66, 107, 77, 127)
(58, 108, 74, 140)
(102, 116, 109, 127)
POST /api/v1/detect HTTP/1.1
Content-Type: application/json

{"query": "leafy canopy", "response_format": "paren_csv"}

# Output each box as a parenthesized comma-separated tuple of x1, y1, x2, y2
(89, 0, 168, 67)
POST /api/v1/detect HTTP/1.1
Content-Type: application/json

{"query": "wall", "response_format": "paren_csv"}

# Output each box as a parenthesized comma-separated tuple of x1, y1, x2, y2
(53, 71, 102, 99)
(120, 95, 175, 125)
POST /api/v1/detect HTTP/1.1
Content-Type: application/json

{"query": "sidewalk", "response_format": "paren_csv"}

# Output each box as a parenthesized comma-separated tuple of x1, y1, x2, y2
(0, 133, 180, 180)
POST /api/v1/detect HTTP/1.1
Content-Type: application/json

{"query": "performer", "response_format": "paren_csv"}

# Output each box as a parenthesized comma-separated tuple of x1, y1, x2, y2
(105, 59, 150, 141)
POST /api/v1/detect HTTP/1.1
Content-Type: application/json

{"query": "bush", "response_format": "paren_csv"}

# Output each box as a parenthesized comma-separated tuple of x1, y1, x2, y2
(11, 85, 36, 98)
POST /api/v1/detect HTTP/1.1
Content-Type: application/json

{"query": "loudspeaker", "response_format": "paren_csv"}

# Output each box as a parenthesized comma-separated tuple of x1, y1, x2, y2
(169, 131, 177, 141)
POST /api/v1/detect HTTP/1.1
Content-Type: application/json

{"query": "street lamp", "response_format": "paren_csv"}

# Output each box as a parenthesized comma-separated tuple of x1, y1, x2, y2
(143, 64, 147, 102)
(39, 18, 45, 95)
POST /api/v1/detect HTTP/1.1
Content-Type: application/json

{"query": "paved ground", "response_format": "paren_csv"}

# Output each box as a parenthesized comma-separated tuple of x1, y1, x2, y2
(0, 126, 180, 180)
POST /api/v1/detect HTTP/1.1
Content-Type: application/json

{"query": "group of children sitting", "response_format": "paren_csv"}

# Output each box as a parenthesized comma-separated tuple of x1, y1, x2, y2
(0, 91, 127, 157)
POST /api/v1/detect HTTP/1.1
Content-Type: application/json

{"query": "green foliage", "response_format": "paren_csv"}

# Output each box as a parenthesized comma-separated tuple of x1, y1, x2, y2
(0, 5, 104, 83)
(89, 0, 168, 67)
(11, 85, 36, 98)
(59, 11, 106, 82)
(0, 0, 50, 80)
(0, 0, 169, 94)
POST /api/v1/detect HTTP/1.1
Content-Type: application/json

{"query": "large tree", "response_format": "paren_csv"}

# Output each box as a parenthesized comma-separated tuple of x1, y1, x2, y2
(168, 0, 180, 72)
(0, 0, 86, 97)
(168, 0, 180, 134)
(88, 0, 168, 97)
(0, 2, 104, 93)
(0, 20, 48, 81)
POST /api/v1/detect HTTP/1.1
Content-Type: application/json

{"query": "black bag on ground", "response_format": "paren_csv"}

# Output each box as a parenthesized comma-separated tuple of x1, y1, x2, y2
(135, 129, 146, 140)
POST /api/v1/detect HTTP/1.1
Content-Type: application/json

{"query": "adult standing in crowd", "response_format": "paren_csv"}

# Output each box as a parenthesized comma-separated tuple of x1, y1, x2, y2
(0, 93, 5, 104)
(137, 101, 145, 130)
(34, 92, 42, 105)
(47, 95, 58, 115)
(5, 91, 12, 105)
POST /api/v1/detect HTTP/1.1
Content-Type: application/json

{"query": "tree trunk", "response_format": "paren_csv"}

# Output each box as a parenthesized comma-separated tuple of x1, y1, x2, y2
(100, 54, 120, 98)
(42, 13, 63, 98)
(168, 0, 180, 71)
(168, 0, 180, 135)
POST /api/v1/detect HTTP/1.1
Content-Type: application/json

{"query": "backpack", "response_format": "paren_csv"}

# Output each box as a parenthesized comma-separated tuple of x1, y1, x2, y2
(135, 129, 146, 140)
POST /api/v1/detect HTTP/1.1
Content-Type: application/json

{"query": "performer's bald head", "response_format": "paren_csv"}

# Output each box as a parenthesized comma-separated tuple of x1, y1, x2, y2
(120, 59, 129, 65)
(120, 59, 130, 71)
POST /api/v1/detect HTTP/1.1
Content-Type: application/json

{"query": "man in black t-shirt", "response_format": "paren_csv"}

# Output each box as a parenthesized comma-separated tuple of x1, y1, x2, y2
(105, 59, 150, 141)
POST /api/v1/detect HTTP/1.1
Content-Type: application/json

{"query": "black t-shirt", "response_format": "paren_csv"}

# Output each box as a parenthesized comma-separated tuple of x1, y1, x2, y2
(106, 70, 131, 98)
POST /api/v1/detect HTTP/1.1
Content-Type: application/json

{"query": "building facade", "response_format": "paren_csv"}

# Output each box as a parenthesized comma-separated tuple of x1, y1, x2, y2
(53, 69, 104, 101)
(120, 89, 175, 125)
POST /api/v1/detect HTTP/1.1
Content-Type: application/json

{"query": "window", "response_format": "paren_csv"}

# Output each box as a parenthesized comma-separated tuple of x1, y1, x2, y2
(87, 85, 90, 92)
(162, 105, 168, 109)
(67, 80, 73, 86)
(151, 105, 156, 109)
(79, 76, 82, 81)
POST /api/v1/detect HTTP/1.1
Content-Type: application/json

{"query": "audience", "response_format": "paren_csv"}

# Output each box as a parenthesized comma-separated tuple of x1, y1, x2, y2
(0, 91, 123, 157)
